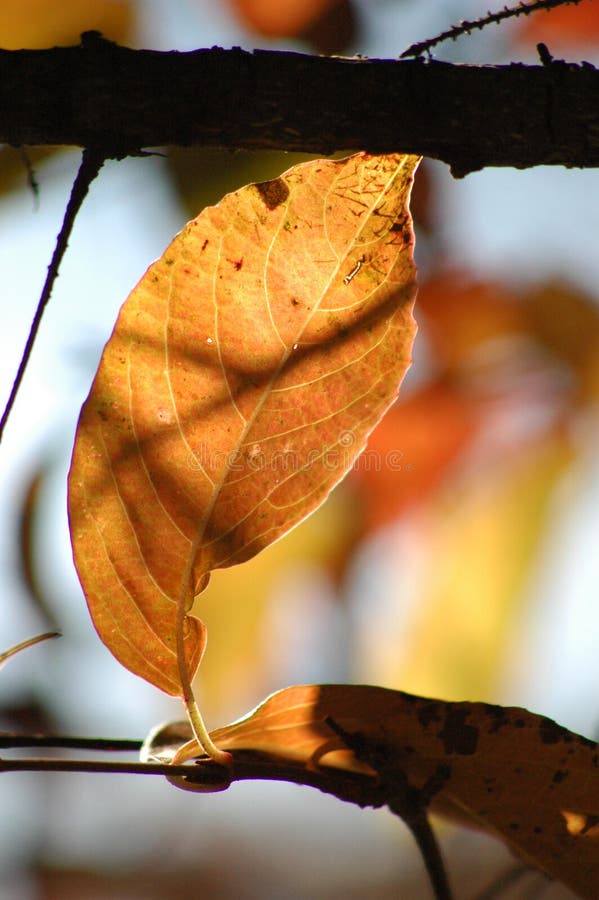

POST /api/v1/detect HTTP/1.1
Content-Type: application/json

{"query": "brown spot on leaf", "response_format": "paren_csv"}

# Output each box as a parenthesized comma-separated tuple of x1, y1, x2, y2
(416, 701, 443, 729)
(438, 709, 480, 755)
(255, 178, 290, 210)
(484, 704, 510, 733)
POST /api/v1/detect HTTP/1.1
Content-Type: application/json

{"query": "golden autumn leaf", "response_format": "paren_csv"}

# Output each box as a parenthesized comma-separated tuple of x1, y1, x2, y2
(146, 684, 599, 898)
(68, 153, 419, 713)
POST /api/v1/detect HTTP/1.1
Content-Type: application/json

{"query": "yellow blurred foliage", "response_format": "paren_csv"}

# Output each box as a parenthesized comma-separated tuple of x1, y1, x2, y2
(361, 431, 575, 701)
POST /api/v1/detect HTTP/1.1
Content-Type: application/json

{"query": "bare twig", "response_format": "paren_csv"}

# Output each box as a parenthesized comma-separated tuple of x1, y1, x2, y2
(0, 746, 385, 806)
(401, 0, 586, 59)
(0, 734, 140, 751)
(0, 757, 207, 777)
(0, 149, 104, 444)
(0, 631, 60, 671)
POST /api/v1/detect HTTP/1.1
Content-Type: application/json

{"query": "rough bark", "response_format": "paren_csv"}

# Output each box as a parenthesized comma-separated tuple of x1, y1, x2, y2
(1, 32, 598, 175)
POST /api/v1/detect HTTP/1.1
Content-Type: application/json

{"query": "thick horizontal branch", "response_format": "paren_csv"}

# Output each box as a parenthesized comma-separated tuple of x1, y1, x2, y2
(1, 33, 599, 176)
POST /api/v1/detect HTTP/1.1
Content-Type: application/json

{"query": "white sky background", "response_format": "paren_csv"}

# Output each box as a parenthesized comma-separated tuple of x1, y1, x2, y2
(0, 1, 597, 895)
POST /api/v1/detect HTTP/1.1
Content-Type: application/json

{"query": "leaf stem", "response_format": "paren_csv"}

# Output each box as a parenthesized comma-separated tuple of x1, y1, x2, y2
(184, 694, 232, 767)
(175, 587, 232, 766)
(0, 148, 104, 444)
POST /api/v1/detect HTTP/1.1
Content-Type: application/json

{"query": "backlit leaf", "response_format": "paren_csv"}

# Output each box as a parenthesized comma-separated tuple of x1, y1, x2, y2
(68, 153, 419, 697)
(150, 684, 598, 897)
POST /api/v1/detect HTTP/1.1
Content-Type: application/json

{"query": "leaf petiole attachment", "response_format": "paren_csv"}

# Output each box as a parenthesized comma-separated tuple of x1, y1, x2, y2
(175, 585, 232, 767)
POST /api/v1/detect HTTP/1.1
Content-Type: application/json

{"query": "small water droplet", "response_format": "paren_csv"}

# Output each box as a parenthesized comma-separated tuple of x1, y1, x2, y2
(206, 337, 213, 344)
(292, 343, 299, 350)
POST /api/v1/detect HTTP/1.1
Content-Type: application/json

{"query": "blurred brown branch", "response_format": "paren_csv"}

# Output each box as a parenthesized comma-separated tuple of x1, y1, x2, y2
(1, 32, 599, 176)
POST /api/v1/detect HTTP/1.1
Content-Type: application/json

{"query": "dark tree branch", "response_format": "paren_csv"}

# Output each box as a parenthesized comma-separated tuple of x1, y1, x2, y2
(1, 33, 599, 176)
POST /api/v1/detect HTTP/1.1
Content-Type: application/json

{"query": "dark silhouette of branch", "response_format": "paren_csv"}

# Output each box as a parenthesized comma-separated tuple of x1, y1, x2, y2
(0, 734, 140, 751)
(0, 150, 104, 443)
(1, 34, 599, 177)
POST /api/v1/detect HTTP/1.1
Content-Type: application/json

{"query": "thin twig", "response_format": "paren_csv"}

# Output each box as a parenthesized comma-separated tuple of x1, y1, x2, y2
(0, 757, 220, 777)
(0, 749, 383, 801)
(0, 631, 60, 670)
(0, 734, 141, 751)
(0, 148, 104, 444)
(401, 0, 585, 58)
(0, 734, 406, 811)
